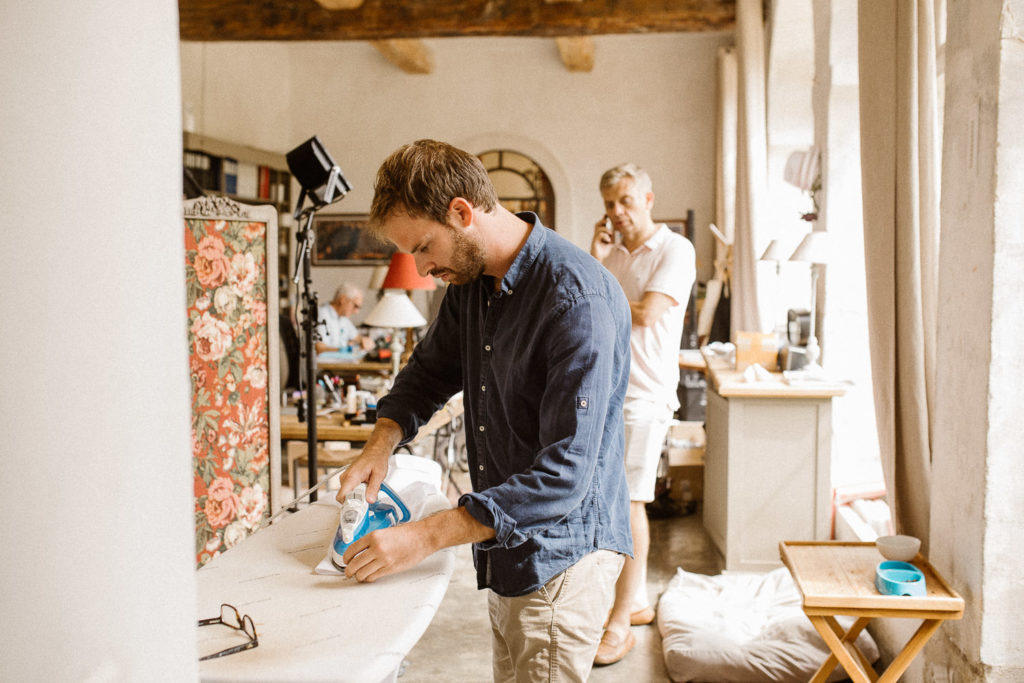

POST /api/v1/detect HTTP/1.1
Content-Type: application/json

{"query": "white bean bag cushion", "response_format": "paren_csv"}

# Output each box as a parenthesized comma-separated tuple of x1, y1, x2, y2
(658, 567, 878, 682)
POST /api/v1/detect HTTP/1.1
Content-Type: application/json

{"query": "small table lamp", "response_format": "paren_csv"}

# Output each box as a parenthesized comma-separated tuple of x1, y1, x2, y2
(789, 231, 832, 370)
(380, 253, 437, 293)
(364, 290, 427, 377)
(365, 253, 436, 376)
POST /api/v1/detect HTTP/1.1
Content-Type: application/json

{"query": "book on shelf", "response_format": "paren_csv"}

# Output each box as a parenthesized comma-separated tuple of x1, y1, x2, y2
(258, 165, 271, 199)
(222, 157, 238, 195)
(183, 149, 221, 190)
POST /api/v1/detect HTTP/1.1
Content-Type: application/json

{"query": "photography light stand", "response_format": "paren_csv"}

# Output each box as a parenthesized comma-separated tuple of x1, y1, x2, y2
(287, 136, 351, 502)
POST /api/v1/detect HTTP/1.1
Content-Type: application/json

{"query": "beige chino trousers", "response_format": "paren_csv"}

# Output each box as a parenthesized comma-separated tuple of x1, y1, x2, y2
(487, 549, 624, 682)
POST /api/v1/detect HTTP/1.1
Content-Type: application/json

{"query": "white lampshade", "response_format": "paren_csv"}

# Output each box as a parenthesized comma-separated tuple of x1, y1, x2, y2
(783, 147, 820, 191)
(789, 231, 832, 265)
(759, 239, 789, 262)
(363, 290, 427, 329)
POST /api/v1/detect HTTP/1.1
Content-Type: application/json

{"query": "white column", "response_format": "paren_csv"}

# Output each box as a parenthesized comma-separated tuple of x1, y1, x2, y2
(928, 0, 1024, 677)
(0, 2, 197, 679)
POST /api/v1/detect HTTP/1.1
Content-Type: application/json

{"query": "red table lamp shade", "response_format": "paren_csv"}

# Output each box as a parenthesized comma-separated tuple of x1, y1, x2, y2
(381, 253, 436, 290)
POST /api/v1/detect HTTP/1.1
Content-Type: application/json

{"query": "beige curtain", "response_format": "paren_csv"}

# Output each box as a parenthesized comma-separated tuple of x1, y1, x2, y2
(699, 46, 738, 340)
(730, 0, 767, 335)
(857, 0, 940, 546)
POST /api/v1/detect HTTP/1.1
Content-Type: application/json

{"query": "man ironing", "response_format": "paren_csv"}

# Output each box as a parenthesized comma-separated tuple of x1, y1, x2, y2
(335, 139, 633, 681)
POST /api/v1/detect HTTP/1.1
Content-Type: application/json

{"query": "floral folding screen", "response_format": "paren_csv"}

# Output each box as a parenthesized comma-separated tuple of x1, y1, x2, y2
(185, 197, 281, 568)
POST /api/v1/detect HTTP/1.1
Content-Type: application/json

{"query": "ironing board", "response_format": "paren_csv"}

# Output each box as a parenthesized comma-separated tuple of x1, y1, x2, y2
(197, 500, 456, 682)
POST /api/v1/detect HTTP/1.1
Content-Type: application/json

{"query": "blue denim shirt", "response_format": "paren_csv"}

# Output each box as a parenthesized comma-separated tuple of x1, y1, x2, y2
(376, 213, 633, 597)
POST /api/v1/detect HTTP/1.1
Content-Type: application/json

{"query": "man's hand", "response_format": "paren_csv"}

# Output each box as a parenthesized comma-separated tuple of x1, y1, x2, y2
(336, 417, 403, 503)
(342, 521, 433, 582)
(343, 506, 496, 583)
(591, 217, 615, 263)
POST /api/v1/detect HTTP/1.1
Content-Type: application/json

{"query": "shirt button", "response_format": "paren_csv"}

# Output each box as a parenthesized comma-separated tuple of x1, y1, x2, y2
(478, 465, 484, 472)
(484, 345, 491, 352)
(479, 425, 485, 432)
(580, 399, 588, 408)
(481, 384, 486, 392)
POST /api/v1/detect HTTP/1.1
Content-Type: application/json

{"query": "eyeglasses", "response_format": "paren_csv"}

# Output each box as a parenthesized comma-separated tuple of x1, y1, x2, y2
(197, 603, 259, 661)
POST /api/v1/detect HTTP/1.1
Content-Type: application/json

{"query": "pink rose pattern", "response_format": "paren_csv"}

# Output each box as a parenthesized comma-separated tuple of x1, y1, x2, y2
(186, 218, 271, 567)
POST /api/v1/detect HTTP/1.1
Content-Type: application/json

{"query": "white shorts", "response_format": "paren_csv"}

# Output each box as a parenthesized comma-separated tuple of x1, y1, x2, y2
(623, 398, 674, 503)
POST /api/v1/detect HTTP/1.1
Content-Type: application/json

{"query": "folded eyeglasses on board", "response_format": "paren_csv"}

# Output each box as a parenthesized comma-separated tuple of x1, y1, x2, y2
(197, 603, 259, 661)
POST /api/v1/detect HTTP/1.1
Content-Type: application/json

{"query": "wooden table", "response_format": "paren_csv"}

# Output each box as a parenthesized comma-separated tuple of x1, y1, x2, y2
(197, 500, 455, 682)
(678, 348, 707, 373)
(280, 395, 465, 500)
(780, 541, 964, 683)
(702, 349, 847, 571)
(280, 412, 375, 442)
(315, 358, 395, 375)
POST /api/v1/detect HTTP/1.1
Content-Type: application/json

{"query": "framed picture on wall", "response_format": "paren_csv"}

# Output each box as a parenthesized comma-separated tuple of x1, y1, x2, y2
(311, 214, 396, 265)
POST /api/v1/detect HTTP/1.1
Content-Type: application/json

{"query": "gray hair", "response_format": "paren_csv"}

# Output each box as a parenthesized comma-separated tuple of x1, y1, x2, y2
(599, 163, 653, 194)
(332, 282, 362, 303)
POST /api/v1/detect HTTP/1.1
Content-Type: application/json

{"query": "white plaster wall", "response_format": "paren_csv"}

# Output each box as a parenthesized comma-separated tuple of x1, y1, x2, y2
(928, 0, 1024, 678)
(179, 32, 732, 312)
(0, 1, 197, 680)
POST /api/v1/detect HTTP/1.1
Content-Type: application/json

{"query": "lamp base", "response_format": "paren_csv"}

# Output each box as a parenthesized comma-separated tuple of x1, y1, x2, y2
(389, 338, 404, 377)
(805, 335, 820, 366)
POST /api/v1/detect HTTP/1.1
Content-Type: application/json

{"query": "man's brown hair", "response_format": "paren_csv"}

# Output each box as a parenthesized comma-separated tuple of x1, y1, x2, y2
(368, 140, 498, 238)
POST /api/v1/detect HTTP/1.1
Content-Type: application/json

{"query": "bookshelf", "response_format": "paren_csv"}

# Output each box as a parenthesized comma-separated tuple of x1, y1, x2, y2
(182, 132, 294, 313)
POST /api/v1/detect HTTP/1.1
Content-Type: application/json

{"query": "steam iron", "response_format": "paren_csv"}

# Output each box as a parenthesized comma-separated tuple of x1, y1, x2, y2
(330, 482, 411, 571)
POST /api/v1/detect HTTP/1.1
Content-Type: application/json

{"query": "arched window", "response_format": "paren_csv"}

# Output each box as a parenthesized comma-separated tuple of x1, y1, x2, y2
(478, 150, 556, 230)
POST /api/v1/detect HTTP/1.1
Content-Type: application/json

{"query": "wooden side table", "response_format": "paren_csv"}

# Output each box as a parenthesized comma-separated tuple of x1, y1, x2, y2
(780, 541, 964, 683)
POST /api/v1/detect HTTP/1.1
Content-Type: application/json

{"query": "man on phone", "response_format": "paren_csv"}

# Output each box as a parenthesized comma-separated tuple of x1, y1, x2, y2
(590, 163, 696, 666)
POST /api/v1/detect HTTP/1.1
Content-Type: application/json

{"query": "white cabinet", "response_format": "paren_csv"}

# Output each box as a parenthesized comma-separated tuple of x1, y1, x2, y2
(702, 353, 845, 571)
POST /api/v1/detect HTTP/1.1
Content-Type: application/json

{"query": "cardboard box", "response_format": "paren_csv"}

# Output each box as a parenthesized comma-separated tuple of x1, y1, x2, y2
(668, 465, 703, 502)
(665, 421, 705, 502)
(735, 331, 780, 371)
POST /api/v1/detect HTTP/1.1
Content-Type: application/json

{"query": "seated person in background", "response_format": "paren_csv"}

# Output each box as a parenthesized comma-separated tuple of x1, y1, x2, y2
(316, 283, 373, 353)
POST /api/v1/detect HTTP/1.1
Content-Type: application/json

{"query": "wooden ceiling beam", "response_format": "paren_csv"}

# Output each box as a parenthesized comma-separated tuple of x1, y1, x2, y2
(555, 36, 594, 72)
(371, 39, 435, 74)
(179, 0, 735, 42)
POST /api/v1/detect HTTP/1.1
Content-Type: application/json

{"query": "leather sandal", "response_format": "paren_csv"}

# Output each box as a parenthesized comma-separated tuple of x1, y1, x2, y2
(594, 628, 636, 666)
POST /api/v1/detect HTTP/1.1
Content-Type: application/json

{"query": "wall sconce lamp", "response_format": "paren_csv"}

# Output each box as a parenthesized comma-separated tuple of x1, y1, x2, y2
(784, 146, 821, 222)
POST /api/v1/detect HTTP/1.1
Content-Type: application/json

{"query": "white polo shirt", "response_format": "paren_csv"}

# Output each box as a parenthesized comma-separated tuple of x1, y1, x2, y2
(603, 225, 696, 410)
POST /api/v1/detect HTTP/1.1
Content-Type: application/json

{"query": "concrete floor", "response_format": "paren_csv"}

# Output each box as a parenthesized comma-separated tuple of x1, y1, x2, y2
(397, 473, 724, 682)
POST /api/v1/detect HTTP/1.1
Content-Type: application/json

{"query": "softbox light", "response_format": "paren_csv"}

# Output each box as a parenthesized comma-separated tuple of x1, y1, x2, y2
(286, 136, 352, 213)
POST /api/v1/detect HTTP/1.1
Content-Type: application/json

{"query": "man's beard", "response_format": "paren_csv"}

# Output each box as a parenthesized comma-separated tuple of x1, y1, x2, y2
(432, 223, 486, 285)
